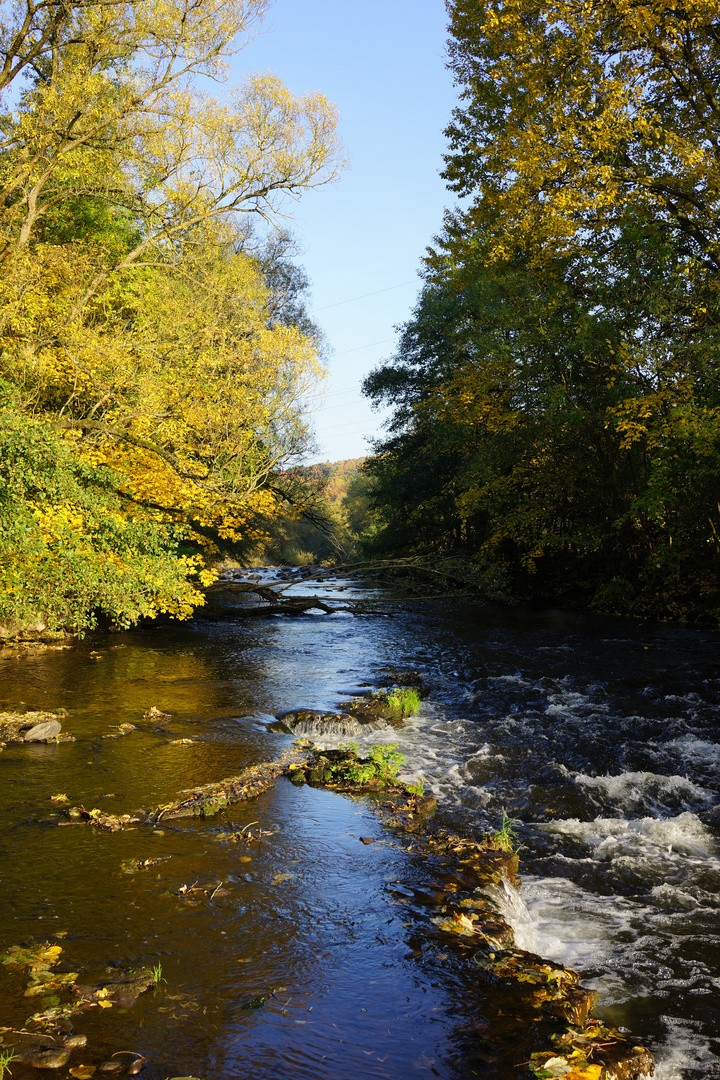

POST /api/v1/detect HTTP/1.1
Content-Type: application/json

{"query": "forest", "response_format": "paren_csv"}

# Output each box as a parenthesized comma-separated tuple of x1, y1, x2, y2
(2, 0, 720, 630)
(362, 0, 720, 624)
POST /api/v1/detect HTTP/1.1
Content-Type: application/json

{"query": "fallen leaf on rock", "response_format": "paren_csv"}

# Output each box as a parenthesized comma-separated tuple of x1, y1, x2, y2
(542, 1058, 571, 1077)
(433, 911, 478, 937)
(97, 1000, 113, 1008)
(70, 1066, 97, 1078)
(143, 707, 172, 721)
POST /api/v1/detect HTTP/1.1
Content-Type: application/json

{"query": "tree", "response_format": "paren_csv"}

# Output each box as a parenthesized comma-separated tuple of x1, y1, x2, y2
(364, 212, 720, 619)
(0, 0, 343, 279)
(0, 0, 343, 632)
(443, 0, 720, 272)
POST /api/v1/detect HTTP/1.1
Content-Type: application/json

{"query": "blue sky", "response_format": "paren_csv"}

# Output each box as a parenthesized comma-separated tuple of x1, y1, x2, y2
(234, 0, 458, 463)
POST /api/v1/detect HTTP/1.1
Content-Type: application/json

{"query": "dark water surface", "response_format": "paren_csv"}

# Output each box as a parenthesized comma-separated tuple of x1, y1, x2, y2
(1, 588, 719, 1078)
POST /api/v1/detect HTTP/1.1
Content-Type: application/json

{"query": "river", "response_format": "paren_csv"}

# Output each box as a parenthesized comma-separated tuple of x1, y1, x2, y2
(1, 575, 718, 1079)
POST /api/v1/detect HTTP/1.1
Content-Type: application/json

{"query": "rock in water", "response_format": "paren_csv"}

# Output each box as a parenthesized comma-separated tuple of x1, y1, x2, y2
(62, 1035, 87, 1049)
(20, 1047, 71, 1069)
(24, 719, 62, 742)
(274, 709, 387, 736)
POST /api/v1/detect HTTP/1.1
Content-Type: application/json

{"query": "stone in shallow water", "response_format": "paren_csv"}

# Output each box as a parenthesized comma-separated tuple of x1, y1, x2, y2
(24, 720, 62, 742)
(20, 1046, 71, 1069)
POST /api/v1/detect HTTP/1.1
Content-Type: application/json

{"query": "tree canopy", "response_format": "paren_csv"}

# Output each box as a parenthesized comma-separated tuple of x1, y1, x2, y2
(0, 0, 343, 633)
(363, 0, 720, 623)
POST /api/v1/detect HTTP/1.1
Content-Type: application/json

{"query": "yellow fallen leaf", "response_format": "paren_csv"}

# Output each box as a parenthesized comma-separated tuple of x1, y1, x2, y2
(97, 999, 113, 1008)
(565, 1067, 602, 1080)
(70, 1067, 96, 1078)
(40, 946, 62, 961)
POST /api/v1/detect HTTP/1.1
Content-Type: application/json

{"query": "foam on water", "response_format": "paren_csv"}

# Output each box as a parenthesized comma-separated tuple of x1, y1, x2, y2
(538, 812, 719, 881)
(657, 733, 720, 767)
(574, 771, 714, 815)
(647, 1018, 720, 1079)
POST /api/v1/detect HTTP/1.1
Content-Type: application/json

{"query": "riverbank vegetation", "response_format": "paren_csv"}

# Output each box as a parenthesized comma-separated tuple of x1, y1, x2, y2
(0, 0, 342, 635)
(361, 0, 720, 625)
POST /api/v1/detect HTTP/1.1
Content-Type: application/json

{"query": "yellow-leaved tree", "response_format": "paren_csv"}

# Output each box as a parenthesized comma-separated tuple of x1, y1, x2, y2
(0, 0, 343, 633)
(444, 0, 720, 268)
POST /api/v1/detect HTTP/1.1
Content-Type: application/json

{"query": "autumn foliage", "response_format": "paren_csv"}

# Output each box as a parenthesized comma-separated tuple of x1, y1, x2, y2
(364, 1, 720, 623)
(0, 0, 342, 632)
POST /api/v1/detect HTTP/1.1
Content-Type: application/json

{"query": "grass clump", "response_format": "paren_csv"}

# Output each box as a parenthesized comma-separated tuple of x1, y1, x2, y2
(0, 1048, 16, 1079)
(151, 962, 166, 986)
(384, 687, 422, 718)
(319, 742, 407, 788)
(490, 810, 521, 853)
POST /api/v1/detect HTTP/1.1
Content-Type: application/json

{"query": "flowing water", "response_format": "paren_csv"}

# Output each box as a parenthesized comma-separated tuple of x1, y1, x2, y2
(1, 577, 718, 1079)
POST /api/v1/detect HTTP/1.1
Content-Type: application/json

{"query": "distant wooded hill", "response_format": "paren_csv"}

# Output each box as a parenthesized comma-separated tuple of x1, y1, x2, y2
(248, 457, 372, 566)
(299, 458, 366, 502)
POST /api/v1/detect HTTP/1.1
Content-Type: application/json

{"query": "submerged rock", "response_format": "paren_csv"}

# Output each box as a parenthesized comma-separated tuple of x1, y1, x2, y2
(62, 1035, 87, 1049)
(143, 706, 172, 722)
(103, 723, 136, 740)
(73, 967, 155, 1008)
(17, 1046, 71, 1069)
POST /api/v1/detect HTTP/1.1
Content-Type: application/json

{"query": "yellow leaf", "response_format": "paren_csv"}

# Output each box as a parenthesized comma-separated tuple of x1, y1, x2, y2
(97, 999, 113, 1008)
(565, 1067, 602, 1080)
(40, 946, 62, 961)
(70, 1068, 97, 1078)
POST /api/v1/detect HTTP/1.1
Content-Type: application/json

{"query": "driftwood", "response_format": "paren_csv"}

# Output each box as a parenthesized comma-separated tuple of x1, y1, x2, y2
(203, 556, 479, 618)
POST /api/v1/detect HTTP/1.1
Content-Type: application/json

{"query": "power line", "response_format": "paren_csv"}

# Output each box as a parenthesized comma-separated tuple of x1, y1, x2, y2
(329, 338, 394, 358)
(320, 430, 380, 442)
(315, 398, 365, 413)
(319, 418, 376, 433)
(311, 279, 418, 313)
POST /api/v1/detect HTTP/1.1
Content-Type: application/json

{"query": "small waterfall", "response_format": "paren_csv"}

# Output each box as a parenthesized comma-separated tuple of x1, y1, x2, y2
(484, 878, 540, 954)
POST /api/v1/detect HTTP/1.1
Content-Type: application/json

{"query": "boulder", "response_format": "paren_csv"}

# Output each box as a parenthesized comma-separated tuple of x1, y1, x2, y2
(24, 719, 62, 742)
